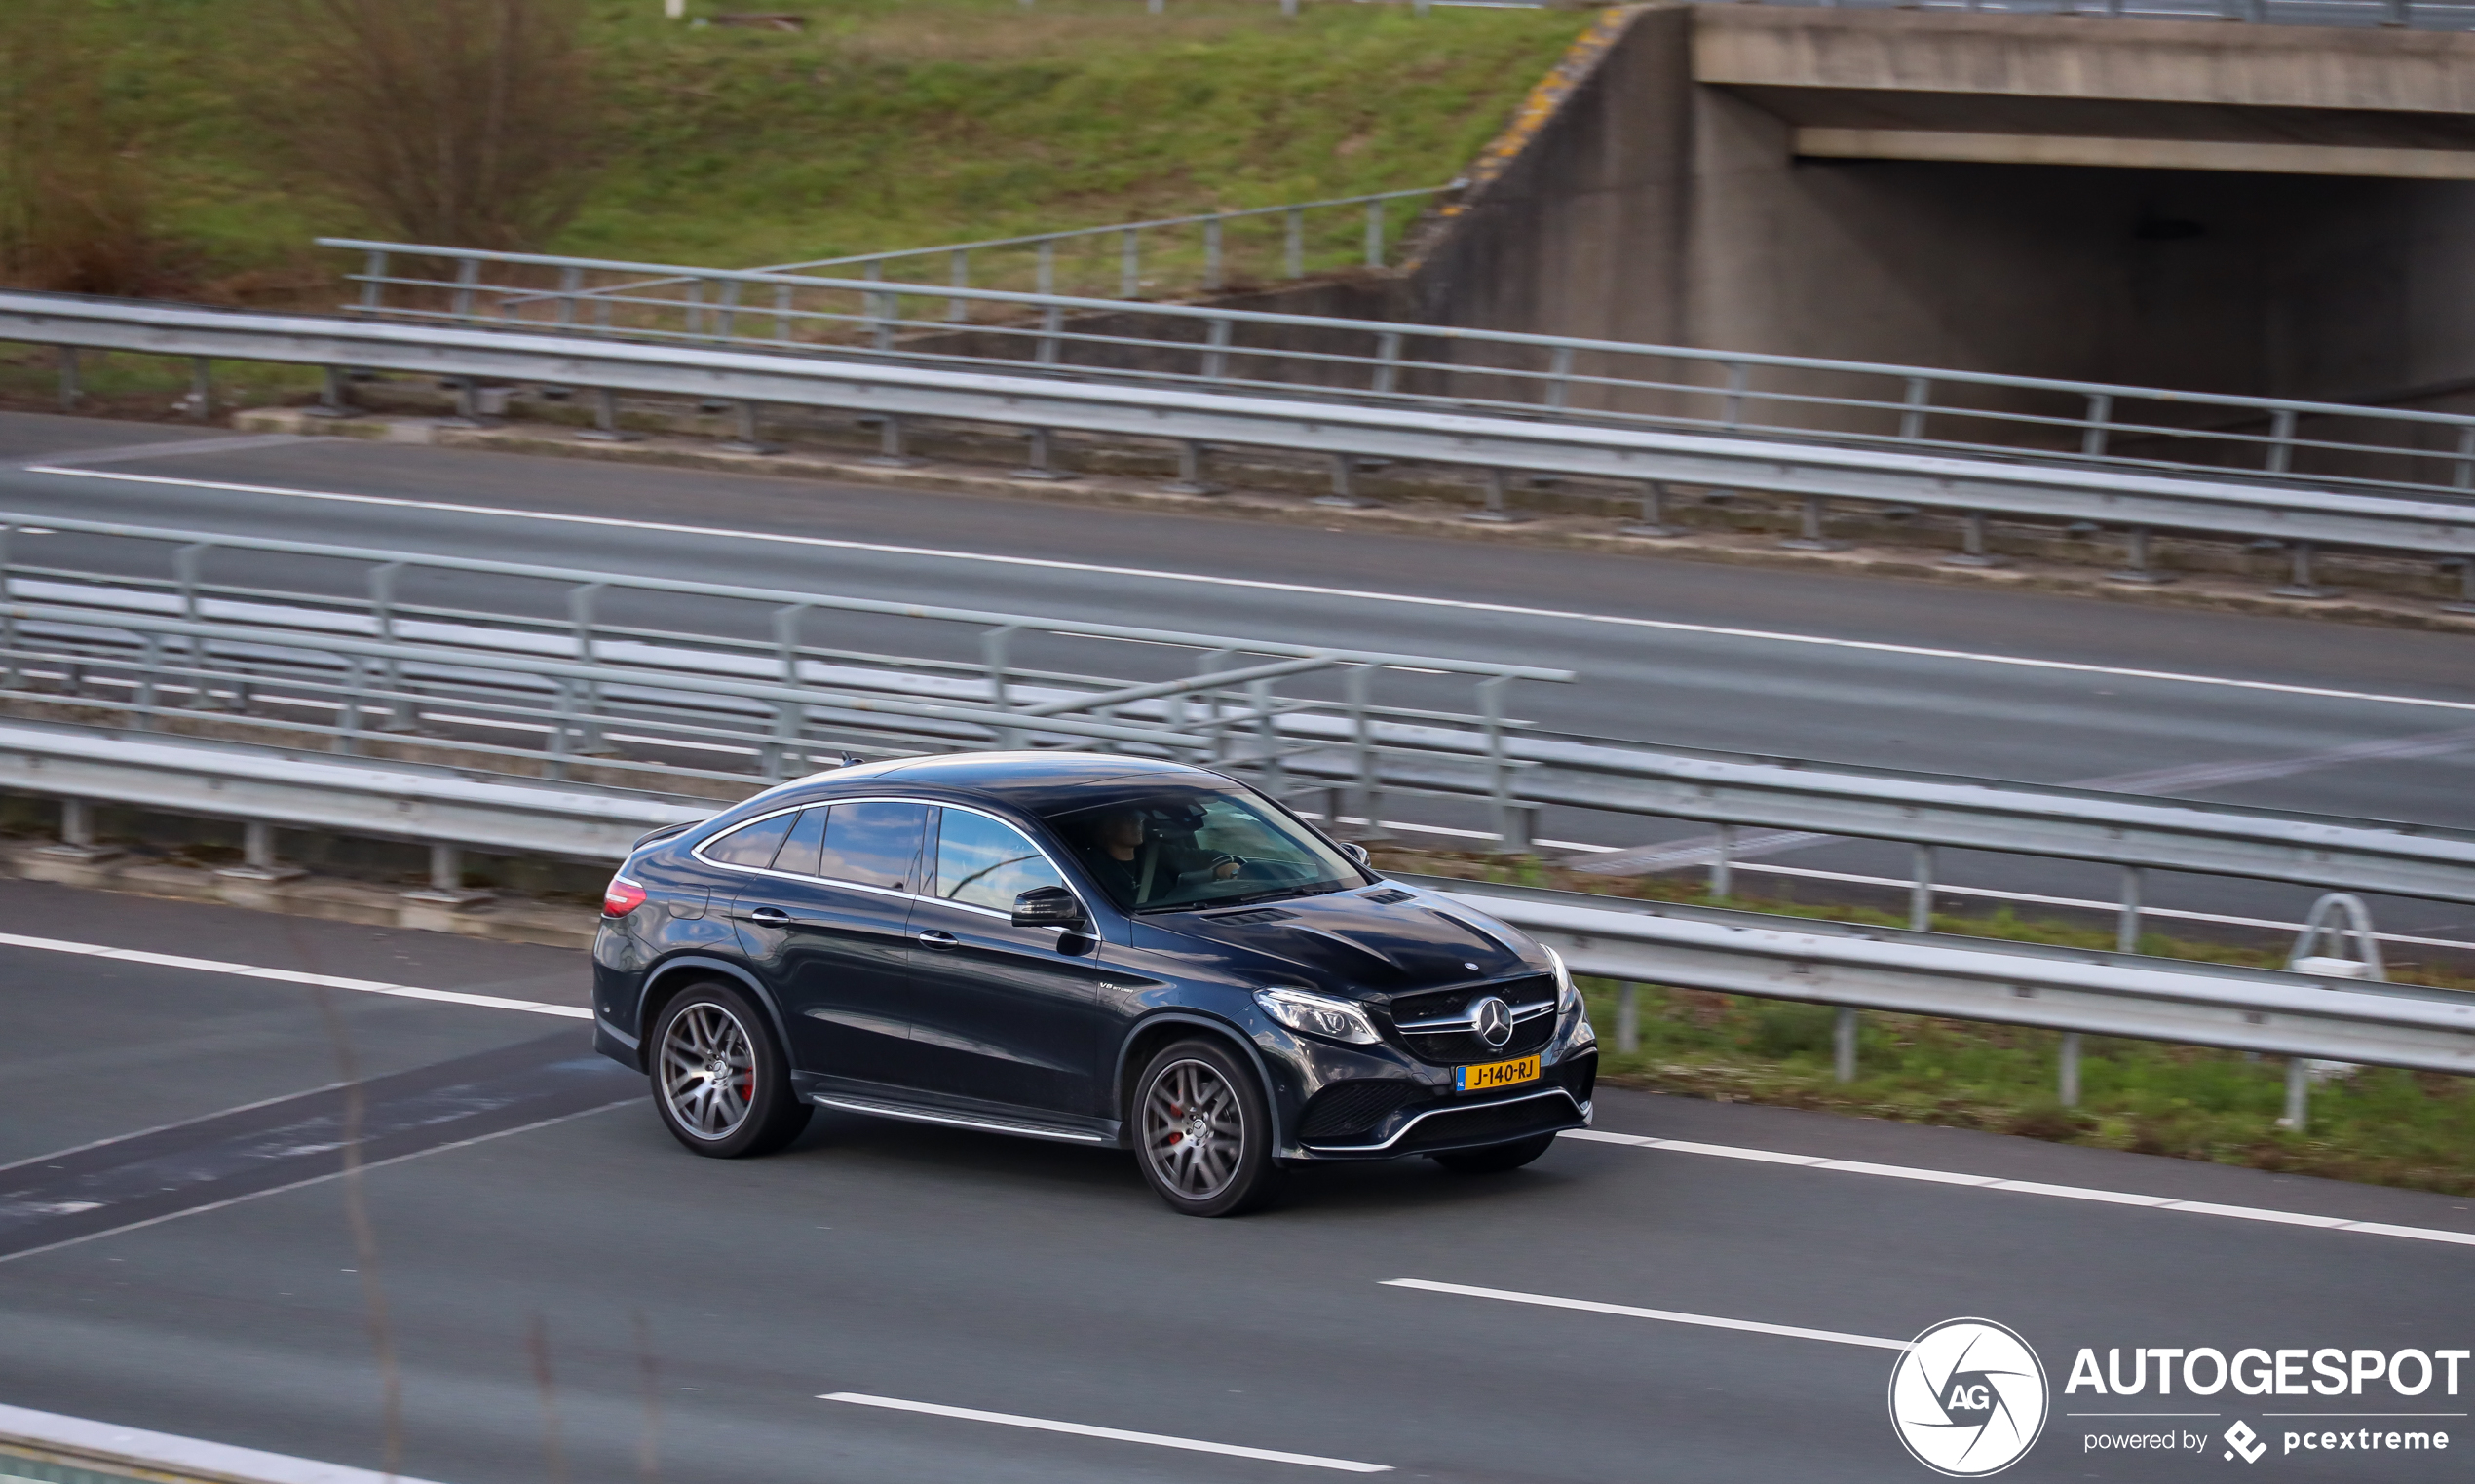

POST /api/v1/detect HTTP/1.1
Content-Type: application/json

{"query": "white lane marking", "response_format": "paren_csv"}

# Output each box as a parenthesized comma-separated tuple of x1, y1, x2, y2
(0, 1399, 455, 1484)
(1382, 1278, 1911, 1351)
(30, 433, 324, 469)
(1562, 1130, 2475, 1248)
(0, 1100, 634, 1267)
(0, 931, 591, 1020)
(31, 465, 2475, 715)
(819, 1392, 1392, 1473)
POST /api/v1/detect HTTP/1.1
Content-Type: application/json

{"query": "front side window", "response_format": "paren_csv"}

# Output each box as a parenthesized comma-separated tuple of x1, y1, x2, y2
(817, 800, 928, 892)
(1039, 780, 1366, 913)
(934, 809, 1067, 912)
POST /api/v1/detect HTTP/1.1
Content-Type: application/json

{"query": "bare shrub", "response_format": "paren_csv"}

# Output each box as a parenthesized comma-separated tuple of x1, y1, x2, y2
(0, 6, 161, 294)
(275, 0, 600, 251)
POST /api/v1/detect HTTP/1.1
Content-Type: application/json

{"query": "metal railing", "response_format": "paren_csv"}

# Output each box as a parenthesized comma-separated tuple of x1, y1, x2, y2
(5, 722, 2467, 1134)
(505, 187, 1450, 321)
(12, 511, 2475, 962)
(17, 289, 2475, 606)
(1730, 0, 2473, 29)
(317, 239, 2475, 521)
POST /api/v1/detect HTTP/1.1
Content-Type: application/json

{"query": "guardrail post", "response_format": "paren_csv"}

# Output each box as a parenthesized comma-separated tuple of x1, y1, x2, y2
(555, 266, 583, 329)
(867, 413, 916, 467)
(2454, 426, 2475, 491)
(1833, 1008, 1858, 1083)
(1284, 209, 1304, 279)
(2107, 526, 2174, 585)
(1616, 983, 1639, 1054)
(1204, 217, 1225, 292)
(1013, 428, 1069, 480)
(1037, 304, 1064, 366)
(1251, 677, 1283, 794)
(2058, 1032, 2082, 1107)
(188, 360, 213, 422)
(217, 819, 302, 883)
(38, 798, 121, 862)
(452, 257, 479, 322)
(1373, 331, 1401, 396)
(1121, 229, 1140, 298)
(1037, 240, 1056, 297)
(1779, 495, 1843, 552)
(2279, 1058, 2309, 1131)
(577, 387, 641, 443)
(982, 624, 1023, 748)
(1546, 345, 1575, 412)
(1466, 469, 1530, 525)
(1722, 362, 1749, 429)
(2271, 540, 2337, 600)
(774, 284, 796, 342)
(1202, 317, 1231, 381)
(948, 250, 971, 323)
(1364, 199, 1385, 268)
(2116, 866, 2144, 953)
(2266, 407, 2297, 474)
(2385, 0, 2411, 23)
(1314, 453, 1374, 509)
(1710, 823, 1734, 901)
(2080, 393, 2113, 459)
(717, 401, 780, 456)
(1909, 844, 1934, 931)
(716, 279, 744, 342)
(1162, 439, 1217, 496)
(1899, 377, 1930, 441)
(1621, 480, 1686, 539)
(360, 249, 387, 313)
(56, 347, 78, 411)
(1945, 511, 2007, 568)
(1346, 665, 1383, 839)
(303, 365, 353, 421)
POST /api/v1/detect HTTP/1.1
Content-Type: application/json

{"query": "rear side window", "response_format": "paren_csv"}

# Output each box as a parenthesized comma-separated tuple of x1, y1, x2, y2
(703, 811, 796, 867)
(772, 806, 831, 876)
(934, 809, 1067, 911)
(818, 801, 928, 892)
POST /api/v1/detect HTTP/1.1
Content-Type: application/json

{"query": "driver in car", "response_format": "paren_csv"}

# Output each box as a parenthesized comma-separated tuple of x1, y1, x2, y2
(1083, 806, 1241, 906)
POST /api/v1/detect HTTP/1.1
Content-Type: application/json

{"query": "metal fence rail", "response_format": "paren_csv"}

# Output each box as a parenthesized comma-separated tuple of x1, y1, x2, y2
(1724, 0, 2475, 30)
(15, 293, 2475, 607)
(315, 239, 2475, 520)
(510, 186, 1450, 318)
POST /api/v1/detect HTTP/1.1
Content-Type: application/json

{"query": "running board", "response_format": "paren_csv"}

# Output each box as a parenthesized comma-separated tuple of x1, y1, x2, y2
(812, 1094, 1112, 1145)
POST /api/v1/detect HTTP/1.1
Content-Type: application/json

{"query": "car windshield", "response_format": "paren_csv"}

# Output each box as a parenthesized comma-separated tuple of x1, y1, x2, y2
(1038, 779, 1364, 913)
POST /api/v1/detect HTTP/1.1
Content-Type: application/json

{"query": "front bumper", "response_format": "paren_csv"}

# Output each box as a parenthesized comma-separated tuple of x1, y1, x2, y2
(1271, 1006, 1599, 1161)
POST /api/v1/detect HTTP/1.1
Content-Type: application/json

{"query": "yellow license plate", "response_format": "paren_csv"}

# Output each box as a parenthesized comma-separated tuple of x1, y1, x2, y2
(1455, 1054, 1542, 1093)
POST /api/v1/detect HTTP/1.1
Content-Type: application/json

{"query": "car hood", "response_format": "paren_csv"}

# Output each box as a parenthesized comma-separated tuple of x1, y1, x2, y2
(1137, 883, 1542, 1000)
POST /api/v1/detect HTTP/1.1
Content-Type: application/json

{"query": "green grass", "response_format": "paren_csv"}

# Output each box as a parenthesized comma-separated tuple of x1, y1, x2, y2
(35, 0, 1587, 301)
(1377, 846, 2475, 1197)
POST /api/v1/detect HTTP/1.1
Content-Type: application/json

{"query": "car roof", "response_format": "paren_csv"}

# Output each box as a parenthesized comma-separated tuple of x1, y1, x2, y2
(790, 751, 1209, 805)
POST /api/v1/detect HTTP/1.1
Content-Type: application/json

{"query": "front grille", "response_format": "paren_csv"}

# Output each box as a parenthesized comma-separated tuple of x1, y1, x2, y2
(1395, 1092, 1580, 1155)
(1298, 1080, 1420, 1140)
(1388, 974, 1557, 1066)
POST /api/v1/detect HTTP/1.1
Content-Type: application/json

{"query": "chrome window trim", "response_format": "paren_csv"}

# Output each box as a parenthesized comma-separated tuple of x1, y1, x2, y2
(693, 794, 1090, 922)
(1296, 1086, 1583, 1153)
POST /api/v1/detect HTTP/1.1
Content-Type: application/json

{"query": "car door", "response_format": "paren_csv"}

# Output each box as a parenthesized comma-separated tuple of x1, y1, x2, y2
(901, 805, 1112, 1116)
(724, 800, 927, 1087)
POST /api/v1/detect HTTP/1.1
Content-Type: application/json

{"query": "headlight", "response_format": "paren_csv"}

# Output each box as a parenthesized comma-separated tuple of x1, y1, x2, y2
(1545, 944, 1580, 1012)
(1253, 986, 1382, 1045)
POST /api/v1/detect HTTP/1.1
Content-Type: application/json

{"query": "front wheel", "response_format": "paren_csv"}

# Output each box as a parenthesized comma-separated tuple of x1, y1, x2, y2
(1431, 1132, 1558, 1175)
(1133, 1039, 1283, 1217)
(650, 980, 811, 1158)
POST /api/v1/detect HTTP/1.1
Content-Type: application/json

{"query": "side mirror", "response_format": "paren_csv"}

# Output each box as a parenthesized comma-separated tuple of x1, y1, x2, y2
(1010, 885, 1086, 929)
(1339, 841, 1371, 866)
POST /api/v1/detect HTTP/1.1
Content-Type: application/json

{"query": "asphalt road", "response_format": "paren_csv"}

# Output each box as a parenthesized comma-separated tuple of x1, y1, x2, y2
(2, 880, 2471, 1484)
(7, 412, 2475, 953)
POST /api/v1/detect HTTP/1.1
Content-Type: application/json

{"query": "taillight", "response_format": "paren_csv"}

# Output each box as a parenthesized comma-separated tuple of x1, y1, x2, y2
(602, 876, 648, 917)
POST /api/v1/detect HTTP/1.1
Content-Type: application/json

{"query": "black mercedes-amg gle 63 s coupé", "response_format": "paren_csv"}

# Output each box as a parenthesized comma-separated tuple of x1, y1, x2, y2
(591, 752, 1596, 1215)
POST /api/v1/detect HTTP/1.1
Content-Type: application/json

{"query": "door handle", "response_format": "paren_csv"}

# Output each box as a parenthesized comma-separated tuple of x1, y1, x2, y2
(916, 930, 959, 949)
(745, 906, 792, 924)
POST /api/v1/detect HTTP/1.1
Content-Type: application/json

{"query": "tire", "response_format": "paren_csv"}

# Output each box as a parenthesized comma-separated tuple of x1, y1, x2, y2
(649, 980, 811, 1158)
(1132, 1039, 1284, 1217)
(1430, 1132, 1558, 1175)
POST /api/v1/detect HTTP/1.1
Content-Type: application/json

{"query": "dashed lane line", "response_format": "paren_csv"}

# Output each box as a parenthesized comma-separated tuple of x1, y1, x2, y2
(0, 931, 591, 1020)
(819, 1393, 1392, 1473)
(1563, 1130, 2475, 1249)
(1382, 1278, 1912, 1351)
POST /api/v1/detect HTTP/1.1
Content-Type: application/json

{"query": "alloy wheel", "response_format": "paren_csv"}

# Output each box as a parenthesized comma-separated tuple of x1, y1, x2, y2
(1141, 1058, 1245, 1200)
(660, 1001, 757, 1141)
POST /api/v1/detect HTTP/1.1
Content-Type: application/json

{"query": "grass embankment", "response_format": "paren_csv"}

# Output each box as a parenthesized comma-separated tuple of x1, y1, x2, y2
(1375, 846, 2475, 1199)
(4, 0, 1582, 410)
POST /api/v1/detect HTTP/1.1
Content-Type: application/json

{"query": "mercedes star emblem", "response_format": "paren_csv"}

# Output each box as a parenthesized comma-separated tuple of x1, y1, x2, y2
(1471, 995, 1513, 1048)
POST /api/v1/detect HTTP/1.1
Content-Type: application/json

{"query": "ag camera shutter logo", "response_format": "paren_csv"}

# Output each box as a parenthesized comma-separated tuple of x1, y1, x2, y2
(1888, 1318, 2051, 1476)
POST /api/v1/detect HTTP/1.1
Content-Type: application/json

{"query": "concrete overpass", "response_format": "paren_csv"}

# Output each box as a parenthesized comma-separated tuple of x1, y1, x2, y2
(1408, 4, 2475, 412)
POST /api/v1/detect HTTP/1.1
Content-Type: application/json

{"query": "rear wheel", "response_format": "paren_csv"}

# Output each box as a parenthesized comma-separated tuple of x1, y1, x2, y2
(1133, 1039, 1283, 1217)
(1431, 1132, 1557, 1175)
(650, 981, 811, 1158)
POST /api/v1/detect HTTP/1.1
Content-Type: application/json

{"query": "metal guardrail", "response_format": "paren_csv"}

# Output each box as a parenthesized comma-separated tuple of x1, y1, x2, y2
(0, 1400, 448, 1484)
(316, 238, 2475, 525)
(1727, 0, 2474, 30)
(14, 293, 2475, 604)
(4, 723, 2466, 1101)
(509, 187, 1452, 317)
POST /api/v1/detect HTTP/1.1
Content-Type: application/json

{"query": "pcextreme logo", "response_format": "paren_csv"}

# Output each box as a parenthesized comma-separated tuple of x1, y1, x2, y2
(1888, 1318, 2052, 1477)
